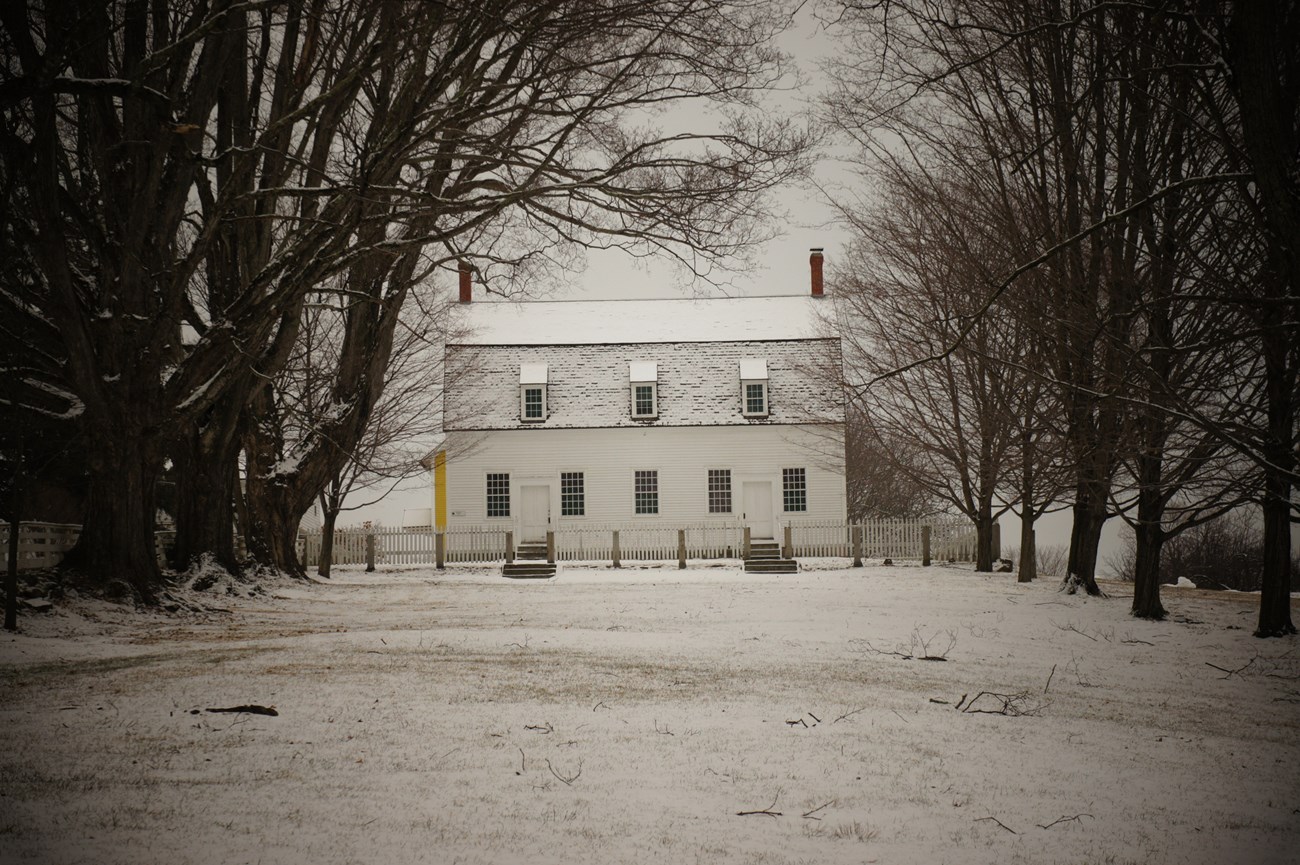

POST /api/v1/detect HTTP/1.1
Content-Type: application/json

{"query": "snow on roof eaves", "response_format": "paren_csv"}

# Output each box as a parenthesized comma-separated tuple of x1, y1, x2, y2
(453, 295, 831, 345)
(445, 340, 843, 431)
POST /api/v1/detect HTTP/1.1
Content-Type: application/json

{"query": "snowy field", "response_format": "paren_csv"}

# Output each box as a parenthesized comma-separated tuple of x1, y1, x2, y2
(2, 563, 1297, 865)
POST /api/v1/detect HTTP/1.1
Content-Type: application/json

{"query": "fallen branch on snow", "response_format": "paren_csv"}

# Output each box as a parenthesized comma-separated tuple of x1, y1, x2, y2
(975, 815, 1018, 834)
(959, 691, 1047, 717)
(1038, 813, 1093, 829)
(206, 705, 277, 716)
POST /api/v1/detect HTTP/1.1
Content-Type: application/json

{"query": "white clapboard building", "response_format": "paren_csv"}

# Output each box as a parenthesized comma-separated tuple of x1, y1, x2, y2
(430, 251, 846, 547)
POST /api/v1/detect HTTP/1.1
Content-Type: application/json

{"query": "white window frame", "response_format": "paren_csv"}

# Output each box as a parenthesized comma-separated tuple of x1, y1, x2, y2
(485, 472, 511, 518)
(560, 471, 585, 518)
(782, 467, 807, 513)
(633, 469, 659, 516)
(707, 468, 732, 514)
(742, 380, 769, 417)
(520, 385, 546, 422)
(739, 358, 769, 418)
(629, 361, 659, 420)
(631, 382, 658, 419)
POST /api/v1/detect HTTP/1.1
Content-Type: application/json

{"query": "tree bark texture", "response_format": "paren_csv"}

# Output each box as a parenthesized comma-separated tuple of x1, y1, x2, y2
(61, 435, 163, 599)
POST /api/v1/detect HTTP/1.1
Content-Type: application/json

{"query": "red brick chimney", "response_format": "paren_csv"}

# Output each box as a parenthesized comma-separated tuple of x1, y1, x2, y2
(810, 248, 824, 297)
(458, 260, 472, 303)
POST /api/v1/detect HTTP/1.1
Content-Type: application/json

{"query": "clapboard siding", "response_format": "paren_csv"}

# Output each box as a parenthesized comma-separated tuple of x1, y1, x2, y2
(442, 424, 846, 532)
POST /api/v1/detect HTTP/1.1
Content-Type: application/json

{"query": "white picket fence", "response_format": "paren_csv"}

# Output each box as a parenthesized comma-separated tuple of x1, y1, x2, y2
(301, 526, 509, 567)
(554, 522, 743, 562)
(3, 517, 989, 572)
(299, 517, 989, 568)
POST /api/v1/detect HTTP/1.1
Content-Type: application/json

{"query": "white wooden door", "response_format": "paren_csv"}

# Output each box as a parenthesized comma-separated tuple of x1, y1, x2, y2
(743, 481, 774, 538)
(521, 485, 550, 542)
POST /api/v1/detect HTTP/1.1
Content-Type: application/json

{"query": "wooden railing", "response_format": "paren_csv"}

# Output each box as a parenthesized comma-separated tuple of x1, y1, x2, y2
(0, 522, 82, 570)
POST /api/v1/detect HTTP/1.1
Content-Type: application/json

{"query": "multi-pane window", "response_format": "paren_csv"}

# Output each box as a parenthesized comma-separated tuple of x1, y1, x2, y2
(745, 382, 767, 416)
(782, 467, 807, 512)
(523, 386, 544, 420)
(561, 472, 585, 517)
(486, 473, 510, 517)
(708, 469, 732, 514)
(634, 470, 659, 515)
(633, 384, 656, 418)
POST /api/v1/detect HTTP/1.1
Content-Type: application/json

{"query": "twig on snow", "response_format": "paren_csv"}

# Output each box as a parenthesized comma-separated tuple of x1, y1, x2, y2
(1044, 664, 1057, 695)
(654, 719, 675, 736)
(960, 691, 1048, 717)
(545, 758, 582, 786)
(737, 791, 782, 817)
(975, 816, 1018, 834)
(802, 801, 834, 820)
(832, 706, 866, 723)
(1037, 813, 1093, 829)
(525, 722, 554, 734)
(1206, 656, 1256, 679)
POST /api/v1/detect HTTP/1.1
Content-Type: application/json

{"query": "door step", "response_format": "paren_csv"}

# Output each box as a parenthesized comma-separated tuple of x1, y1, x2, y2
(745, 540, 796, 573)
(503, 562, 556, 579)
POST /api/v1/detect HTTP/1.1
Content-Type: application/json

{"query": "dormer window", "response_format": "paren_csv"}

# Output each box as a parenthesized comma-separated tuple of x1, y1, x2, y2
(629, 361, 658, 420)
(520, 363, 548, 422)
(739, 358, 769, 417)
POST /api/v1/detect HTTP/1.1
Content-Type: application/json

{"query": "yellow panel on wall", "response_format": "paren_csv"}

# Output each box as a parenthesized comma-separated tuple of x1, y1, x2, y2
(434, 450, 447, 530)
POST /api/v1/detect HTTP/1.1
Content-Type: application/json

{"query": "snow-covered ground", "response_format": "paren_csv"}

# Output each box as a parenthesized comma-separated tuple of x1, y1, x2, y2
(2, 563, 1296, 865)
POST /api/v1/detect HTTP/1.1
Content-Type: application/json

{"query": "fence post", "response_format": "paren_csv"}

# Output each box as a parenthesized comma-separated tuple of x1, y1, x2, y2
(546, 531, 555, 565)
(678, 529, 686, 570)
(782, 525, 793, 559)
(612, 530, 620, 568)
(506, 531, 514, 564)
(921, 525, 931, 566)
(852, 525, 862, 567)
(365, 532, 376, 572)
(992, 522, 1001, 561)
(743, 527, 751, 560)
(435, 532, 445, 570)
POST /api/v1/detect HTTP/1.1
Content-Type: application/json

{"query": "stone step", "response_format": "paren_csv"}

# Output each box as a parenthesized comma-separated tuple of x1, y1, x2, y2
(503, 563, 556, 579)
(744, 559, 798, 574)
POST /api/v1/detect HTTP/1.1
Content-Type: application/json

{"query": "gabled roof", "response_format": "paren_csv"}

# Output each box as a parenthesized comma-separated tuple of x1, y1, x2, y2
(451, 295, 829, 345)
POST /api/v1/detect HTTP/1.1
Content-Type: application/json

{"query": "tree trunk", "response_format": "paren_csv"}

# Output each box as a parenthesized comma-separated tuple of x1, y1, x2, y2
(1065, 481, 1106, 595)
(318, 506, 339, 579)
(61, 436, 162, 600)
(1258, 479, 1295, 637)
(5, 507, 19, 632)
(974, 511, 994, 572)
(1018, 522, 1037, 583)
(243, 481, 306, 578)
(1131, 520, 1166, 620)
(169, 419, 240, 573)
(1255, 309, 1296, 636)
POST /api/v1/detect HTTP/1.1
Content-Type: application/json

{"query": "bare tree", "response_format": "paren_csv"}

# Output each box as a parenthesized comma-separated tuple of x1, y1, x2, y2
(2, 0, 811, 592)
(835, 168, 1028, 571)
(823, 1, 1283, 615)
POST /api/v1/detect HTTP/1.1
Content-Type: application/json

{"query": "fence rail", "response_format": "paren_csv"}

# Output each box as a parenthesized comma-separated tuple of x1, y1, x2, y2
(0, 522, 82, 570)
(300, 518, 991, 569)
(3, 516, 991, 573)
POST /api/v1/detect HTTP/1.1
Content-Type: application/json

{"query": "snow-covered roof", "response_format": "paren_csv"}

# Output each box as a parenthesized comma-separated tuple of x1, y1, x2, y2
(452, 295, 829, 345)
(445, 339, 842, 431)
